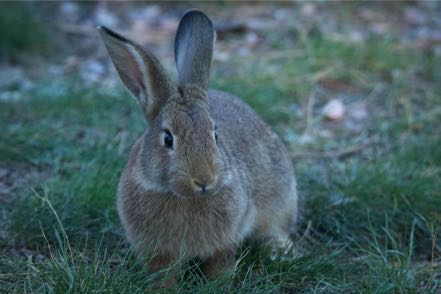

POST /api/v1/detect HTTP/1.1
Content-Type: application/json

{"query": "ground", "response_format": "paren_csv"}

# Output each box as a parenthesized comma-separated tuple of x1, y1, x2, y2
(0, 2, 440, 293)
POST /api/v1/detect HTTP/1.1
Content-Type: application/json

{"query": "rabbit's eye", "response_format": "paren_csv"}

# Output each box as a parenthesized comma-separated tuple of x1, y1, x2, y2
(163, 130, 174, 149)
(214, 125, 218, 143)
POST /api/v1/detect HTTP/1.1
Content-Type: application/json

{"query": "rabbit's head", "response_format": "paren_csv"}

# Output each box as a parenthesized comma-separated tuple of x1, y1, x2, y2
(99, 10, 224, 198)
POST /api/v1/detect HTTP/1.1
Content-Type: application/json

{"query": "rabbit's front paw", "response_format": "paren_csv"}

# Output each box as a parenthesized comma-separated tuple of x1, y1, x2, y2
(201, 247, 237, 279)
(148, 254, 179, 289)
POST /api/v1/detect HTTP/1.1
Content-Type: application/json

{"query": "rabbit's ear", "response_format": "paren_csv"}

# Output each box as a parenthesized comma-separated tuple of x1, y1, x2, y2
(98, 26, 176, 120)
(174, 10, 215, 90)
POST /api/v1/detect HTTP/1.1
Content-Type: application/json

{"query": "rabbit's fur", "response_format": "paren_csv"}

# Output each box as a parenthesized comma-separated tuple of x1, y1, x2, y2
(99, 10, 298, 278)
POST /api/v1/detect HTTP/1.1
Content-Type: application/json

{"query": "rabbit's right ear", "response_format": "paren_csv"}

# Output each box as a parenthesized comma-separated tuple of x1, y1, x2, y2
(98, 26, 176, 120)
(174, 10, 215, 90)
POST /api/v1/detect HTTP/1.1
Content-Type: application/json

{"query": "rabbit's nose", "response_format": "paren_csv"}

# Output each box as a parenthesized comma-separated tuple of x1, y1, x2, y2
(194, 180, 208, 193)
(193, 177, 216, 194)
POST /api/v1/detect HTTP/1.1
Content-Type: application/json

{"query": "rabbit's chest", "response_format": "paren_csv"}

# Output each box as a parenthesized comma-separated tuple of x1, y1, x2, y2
(140, 196, 243, 258)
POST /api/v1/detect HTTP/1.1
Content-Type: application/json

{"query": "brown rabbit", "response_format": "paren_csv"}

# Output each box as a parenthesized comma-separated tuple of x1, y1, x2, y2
(98, 9, 298, 281)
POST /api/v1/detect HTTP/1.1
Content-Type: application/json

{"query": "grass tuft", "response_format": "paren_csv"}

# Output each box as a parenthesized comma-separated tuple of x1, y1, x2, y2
(0, 3, 54, 60)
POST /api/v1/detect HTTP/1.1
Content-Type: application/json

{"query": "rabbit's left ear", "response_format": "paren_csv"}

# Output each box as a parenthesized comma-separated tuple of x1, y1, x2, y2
(98, 26, 176, 120)
(174, 10, 215, 90)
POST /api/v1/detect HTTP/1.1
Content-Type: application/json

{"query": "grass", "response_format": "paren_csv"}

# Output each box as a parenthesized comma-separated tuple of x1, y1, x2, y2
(1, 13, 441, 293)
(0, 3, 54, 61)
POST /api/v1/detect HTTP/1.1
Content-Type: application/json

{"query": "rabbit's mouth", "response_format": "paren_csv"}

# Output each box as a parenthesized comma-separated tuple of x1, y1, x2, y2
(169, 172, 222, 198)
(171, 182, 222, 199)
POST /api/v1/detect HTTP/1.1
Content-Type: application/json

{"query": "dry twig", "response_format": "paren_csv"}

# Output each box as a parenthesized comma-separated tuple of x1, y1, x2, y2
(292, 137, 377, 160)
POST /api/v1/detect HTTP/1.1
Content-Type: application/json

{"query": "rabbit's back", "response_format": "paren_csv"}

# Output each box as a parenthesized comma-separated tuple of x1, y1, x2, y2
(209, 90, 298, 238)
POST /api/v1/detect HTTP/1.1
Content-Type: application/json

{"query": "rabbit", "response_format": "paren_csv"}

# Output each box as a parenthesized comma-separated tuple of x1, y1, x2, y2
(98, 9, 298, 281)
